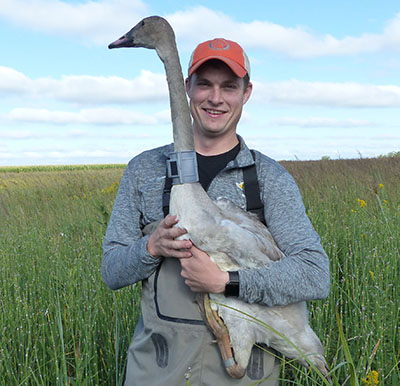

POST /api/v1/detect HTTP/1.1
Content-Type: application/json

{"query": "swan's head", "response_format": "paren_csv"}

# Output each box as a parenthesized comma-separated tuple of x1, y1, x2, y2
(108, 16, 175, 51)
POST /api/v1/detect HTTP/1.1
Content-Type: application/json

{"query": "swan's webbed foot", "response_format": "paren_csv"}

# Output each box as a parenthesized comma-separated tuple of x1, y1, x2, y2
(196, 293, 246, 379)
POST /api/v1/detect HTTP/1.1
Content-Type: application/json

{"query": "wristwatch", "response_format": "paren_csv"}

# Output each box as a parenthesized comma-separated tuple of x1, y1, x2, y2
(224, 271, 240, 297)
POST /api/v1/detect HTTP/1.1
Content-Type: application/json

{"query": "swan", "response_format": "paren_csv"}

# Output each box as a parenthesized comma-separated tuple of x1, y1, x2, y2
(109, 16, 330, 381)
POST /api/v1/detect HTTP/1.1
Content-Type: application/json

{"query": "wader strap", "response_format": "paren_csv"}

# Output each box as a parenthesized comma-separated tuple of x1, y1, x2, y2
(163, 172, 172, 218)
(163, 150, 265, 224)
(243, 151, 266, 225)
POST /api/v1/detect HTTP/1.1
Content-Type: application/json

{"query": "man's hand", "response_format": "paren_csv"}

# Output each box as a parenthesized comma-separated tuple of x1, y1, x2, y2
(146, 215, 193, 258)
(180, 246, 229, 293)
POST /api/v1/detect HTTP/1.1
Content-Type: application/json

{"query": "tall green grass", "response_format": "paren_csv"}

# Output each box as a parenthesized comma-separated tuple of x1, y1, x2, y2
(281, 157, 400, 385)
(0, 167, 140, 385)
(0, 158, 399, 385)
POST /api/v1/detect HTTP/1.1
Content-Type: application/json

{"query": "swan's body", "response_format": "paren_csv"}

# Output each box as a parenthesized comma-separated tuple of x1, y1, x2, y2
(170, 186, 327, 376)
(109, 16, 329, 380)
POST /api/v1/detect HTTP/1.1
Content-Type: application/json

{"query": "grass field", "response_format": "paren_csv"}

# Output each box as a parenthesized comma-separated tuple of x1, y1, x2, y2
(0, 158, 399, 385)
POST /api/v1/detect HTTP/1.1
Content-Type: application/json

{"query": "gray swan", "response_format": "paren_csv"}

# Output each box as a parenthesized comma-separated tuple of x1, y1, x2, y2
(109, 16, 330, 381)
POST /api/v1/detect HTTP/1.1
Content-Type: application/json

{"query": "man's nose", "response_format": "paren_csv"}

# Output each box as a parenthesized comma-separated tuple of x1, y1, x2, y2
(208, 86, 222, 105)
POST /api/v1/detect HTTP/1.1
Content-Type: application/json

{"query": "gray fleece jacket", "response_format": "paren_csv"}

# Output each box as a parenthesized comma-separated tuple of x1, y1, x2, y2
(102, 137, 330, 306)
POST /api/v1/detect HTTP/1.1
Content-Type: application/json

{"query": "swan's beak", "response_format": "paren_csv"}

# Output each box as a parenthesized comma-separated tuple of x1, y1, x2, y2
(108, 34, 132, 49)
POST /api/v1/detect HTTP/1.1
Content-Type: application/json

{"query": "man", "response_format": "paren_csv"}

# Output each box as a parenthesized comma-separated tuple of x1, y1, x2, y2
(102, 38, 330, 385)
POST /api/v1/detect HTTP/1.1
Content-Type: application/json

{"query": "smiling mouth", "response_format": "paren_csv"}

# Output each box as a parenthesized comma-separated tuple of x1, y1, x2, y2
(204, 108, 225, 116)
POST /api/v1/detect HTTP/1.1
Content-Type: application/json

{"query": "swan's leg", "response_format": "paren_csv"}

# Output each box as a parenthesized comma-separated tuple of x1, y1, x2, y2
(196, 293, 246, 379)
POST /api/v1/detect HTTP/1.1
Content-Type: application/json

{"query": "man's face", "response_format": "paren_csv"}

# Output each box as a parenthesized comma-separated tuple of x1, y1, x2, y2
(186, 61, 252, 141)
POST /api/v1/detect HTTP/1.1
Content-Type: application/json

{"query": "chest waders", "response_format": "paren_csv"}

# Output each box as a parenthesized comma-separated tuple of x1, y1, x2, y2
(124, 153, 280, 385)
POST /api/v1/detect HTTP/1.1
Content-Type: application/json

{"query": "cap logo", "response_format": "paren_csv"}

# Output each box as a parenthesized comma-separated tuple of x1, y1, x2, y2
(209, 39, 231, 51)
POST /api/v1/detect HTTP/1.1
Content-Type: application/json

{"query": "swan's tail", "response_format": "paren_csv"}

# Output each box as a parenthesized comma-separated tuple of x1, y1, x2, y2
(310, 354, 332, 384)
(197, 293, 332, 383)
(196, 293, 246, 379)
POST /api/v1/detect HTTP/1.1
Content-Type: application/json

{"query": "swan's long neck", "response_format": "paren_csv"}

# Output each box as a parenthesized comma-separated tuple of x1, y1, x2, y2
(157, 43, 194, 152)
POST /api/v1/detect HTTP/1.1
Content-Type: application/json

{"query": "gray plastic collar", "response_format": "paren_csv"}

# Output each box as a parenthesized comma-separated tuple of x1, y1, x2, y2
(167, 151, 199, 185)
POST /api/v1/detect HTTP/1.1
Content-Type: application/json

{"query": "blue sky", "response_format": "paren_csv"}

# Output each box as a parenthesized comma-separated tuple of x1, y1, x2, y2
(1, 0, 399, 166)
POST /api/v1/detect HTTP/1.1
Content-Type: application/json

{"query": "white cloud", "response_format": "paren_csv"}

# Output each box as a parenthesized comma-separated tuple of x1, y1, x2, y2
(0, 66, 32, 95)
(244, 133, 398, 161)
(166, 7, 236, 47)
(253, 79, 400, 107)
(0, 66, 168, 104)
(168, 7, 400, 58)
(9, 108, 79, 124)
(2, 66, 400, 109)
(7, 107, 169, 125)
(0, 149, 127, 163)
(270, 117, 375, 128)
(0, 130, 40, 139)
(1, 2, 399, 57)
(0, 0, 148, 45)
(52, 71, 169, 104)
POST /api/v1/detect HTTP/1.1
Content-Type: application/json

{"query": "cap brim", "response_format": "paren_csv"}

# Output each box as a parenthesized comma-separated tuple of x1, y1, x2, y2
(188, 56, 247, 78)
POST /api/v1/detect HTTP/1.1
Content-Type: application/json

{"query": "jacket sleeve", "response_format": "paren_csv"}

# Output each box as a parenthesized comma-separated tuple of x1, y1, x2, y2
(239, 167, 330, 306)
(101, 163, 161, 290)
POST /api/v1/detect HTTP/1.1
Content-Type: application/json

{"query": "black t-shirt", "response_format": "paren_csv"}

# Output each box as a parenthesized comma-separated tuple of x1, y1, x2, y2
(196, 143, 240, 191)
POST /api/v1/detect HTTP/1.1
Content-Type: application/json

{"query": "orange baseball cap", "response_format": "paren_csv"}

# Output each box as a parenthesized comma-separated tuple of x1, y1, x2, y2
(188, 38, 250, 78)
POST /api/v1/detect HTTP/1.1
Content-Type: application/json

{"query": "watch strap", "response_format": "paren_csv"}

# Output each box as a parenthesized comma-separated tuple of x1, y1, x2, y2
(224, 271, 240, 297)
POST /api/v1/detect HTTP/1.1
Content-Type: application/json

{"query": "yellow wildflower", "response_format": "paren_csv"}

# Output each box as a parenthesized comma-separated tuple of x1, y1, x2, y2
(0, 177, 7, 190)
(362, 370, 380, 385)
(101, 182, 119, 194)
(357, 198, 367, 208)
(378, 183, 384, 189)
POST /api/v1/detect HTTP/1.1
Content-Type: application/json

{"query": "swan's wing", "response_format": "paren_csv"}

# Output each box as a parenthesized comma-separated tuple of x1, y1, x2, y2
(214, 198, 285, 264)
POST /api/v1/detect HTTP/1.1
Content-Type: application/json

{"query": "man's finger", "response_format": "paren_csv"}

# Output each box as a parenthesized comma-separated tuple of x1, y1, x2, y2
(163, 214, 179, 227)
(169, 226, 188, 239)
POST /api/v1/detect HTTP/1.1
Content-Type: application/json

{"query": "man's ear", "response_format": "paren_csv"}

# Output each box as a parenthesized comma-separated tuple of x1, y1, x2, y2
(185, 77, 191, 96)
(243, 82, 253, 105)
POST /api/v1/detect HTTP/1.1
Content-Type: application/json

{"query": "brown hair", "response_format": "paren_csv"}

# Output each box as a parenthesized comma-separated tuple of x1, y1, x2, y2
(187, 59, 250, 90)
